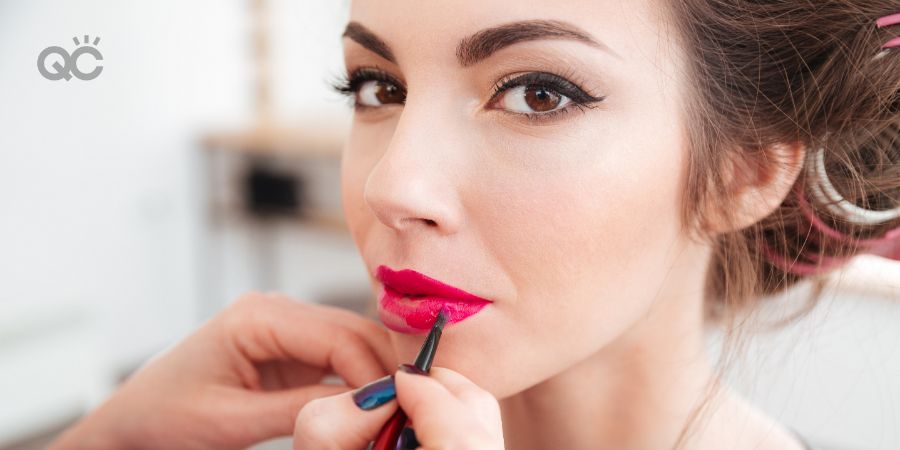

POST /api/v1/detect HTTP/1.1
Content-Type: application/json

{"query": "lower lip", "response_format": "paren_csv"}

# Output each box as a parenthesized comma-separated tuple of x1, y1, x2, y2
(378, 285, 490, 334)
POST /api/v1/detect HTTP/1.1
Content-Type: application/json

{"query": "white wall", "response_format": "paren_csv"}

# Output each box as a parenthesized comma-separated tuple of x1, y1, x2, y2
(1, 1, 898, 449)
(0, 0, 352, 444)
(1, 0, 249, 366)
(715, 261, 900, 449)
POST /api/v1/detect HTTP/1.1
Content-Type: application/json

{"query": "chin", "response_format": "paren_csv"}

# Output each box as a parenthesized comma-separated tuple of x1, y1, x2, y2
(383, 309, 542, 400)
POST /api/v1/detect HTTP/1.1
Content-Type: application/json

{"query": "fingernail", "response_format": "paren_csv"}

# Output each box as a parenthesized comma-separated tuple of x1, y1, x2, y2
(397, 363, 426, 375)
(397, 426, 420, 449)
(352, 374, 396, 410)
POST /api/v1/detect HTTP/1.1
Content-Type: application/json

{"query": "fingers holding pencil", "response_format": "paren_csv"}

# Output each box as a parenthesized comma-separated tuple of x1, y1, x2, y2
(394, 366, 504, 450)
(291, 366, 504, 450)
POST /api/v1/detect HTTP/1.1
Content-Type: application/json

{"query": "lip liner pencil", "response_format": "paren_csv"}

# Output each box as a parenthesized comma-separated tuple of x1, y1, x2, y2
(368, 309, 447, 450)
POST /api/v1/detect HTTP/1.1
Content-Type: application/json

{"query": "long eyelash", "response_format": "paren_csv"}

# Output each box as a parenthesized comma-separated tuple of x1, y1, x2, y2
(326, 66, 603, 123)
(326, 72, 356, 109)
(489, 68, 605, 123)
(490, 68, 603, 103)
(326, 66, 405, 109)
(328, 73, 352, 95)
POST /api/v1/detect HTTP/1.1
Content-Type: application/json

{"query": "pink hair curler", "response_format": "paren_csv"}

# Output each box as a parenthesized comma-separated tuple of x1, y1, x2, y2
(877, 12, 900, 50)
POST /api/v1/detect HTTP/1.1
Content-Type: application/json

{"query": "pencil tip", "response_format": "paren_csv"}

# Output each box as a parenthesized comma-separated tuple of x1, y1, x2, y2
(435, 308, 447, 330)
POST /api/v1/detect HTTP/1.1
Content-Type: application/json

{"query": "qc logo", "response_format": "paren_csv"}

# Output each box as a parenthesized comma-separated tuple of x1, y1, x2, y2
(38, 35, 103, 81)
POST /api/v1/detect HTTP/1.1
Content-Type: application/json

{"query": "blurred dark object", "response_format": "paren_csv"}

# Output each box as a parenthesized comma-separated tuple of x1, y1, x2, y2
(243, 162, 305, 218)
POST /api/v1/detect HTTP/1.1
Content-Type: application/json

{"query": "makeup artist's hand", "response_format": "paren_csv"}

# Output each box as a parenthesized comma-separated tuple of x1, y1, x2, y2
(48, 293, 396, 450)
(293, 365, 505, 450)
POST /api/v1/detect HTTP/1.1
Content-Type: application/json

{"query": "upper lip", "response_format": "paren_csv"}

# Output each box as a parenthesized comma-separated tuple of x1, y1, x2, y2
(376, 265, 491, 303)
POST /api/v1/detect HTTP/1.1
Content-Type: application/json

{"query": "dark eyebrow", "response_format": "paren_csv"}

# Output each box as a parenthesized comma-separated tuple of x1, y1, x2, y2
(342, 21, 397, 64)
(341, 19, 618, 67)
(456, 19, 618, 66)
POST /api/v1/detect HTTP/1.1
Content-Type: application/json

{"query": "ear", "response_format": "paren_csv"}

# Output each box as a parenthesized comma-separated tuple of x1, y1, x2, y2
(706, 142, 806, 234)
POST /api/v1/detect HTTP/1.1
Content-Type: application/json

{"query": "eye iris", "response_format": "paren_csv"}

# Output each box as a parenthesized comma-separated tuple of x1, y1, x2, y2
(524, 85, 560, 112)
(375, 81, 404, 104)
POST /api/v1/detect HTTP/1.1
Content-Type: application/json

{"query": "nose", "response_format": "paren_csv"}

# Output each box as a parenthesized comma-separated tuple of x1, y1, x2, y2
(363, 101, 464, 236)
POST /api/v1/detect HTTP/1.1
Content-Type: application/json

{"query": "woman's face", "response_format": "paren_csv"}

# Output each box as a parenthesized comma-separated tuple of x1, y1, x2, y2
(340, 0, 709, 398)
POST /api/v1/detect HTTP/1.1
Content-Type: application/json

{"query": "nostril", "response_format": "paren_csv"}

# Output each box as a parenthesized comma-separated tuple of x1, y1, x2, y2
(424, 219, 437, 226)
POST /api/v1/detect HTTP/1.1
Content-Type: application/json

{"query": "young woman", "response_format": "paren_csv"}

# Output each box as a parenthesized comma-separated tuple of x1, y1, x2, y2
(51, 1, 899, 449)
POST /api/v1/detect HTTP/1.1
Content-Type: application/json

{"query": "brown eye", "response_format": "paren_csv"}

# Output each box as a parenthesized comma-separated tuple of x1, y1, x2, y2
(495, 84, 571, 114)
(376, 82, 404, 104)
(524, 86, 561, 112)
(358, 80, 405, 106)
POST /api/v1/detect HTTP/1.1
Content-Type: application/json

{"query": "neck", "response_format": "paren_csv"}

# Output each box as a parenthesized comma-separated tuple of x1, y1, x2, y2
(496, 239, 810, 450)
(499, 253, 717, 450)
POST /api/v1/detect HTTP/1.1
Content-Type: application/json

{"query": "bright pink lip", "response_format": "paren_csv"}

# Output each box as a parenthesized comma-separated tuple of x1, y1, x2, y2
(375, 265, 491, 334)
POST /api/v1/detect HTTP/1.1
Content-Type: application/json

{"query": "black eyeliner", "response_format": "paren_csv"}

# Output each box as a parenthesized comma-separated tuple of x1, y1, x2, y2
(329, 66, 604, 122)
(490, 71, 605, 105)
(329, 66, 406, 97)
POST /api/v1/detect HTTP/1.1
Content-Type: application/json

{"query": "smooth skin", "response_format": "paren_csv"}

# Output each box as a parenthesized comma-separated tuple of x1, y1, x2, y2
(47, 293, 499, 449)
(51, 0, 811, 448)
(307, 0, 807, 448)
(293, 367, 503, 449)
(48, 293, 398, 450)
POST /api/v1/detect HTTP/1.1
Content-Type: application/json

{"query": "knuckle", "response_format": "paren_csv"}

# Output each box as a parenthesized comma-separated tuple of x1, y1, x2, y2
(461, 384, 496, 406)
(333, 328, 366, 353)
(333, 332, 377, 373)
(219, 297, 250, 332)
(478, 391, 501, 413)
(322, 306, 382, 336)
(361, 319, 390, 342)
(457, 386, 501, 426)
(221, 295, 259, 331)
(442, 428, 499, 450)
(232, 291, 267, 309)
(396, 380, 430, 416)
(220, 292, 281, 337)
(456, 388, 481, 405)
(463, 391, 498, 418)
(462, 428, 503, 450)
(294, 398, 334, 441)
(228, 291, 266, 314)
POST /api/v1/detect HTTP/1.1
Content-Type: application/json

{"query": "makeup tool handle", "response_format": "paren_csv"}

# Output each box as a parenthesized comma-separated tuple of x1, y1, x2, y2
(369, 309, 445, 450)
(370, 408, 408, 450)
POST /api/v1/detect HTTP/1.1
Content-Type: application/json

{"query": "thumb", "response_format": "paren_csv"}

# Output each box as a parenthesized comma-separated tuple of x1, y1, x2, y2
(394, 368, 503, 449)
(236, 384, 351, 442)
(293, 387, 399, 450)
(393, 369, 471, 446)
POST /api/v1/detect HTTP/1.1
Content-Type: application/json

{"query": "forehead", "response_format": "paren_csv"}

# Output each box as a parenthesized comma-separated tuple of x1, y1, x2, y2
(345, 0, 676, 69)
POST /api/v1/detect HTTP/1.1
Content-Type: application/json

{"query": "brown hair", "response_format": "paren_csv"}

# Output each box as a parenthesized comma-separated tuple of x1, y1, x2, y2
(670, 1, 900, 313)
(666, 1, 900, 447)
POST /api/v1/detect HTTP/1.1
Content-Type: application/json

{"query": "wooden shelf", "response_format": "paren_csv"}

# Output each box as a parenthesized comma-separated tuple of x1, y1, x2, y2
(201, 121, 346, 158)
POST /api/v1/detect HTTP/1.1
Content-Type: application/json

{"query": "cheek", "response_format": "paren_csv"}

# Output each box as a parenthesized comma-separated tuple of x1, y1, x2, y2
(337, 106, 688, 399)
(488, 142, 684, 314)
(450, 126, 688, 397)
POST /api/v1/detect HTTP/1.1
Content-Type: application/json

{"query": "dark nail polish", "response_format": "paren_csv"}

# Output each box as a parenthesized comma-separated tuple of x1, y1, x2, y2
(397, 426, 420, 450)
(397, 363, 426, 375)
(352, 374, 396, 410)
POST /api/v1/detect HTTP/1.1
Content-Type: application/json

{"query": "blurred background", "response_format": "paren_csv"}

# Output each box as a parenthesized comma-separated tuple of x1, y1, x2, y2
(0, 1, 898, 449)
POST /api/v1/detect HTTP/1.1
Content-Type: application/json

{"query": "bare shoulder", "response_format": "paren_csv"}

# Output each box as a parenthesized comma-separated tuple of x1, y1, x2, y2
(686, 387, 808, 450)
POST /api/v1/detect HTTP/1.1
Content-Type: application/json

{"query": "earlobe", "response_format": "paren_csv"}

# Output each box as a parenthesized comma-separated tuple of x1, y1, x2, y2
(707, 142, 806, 234)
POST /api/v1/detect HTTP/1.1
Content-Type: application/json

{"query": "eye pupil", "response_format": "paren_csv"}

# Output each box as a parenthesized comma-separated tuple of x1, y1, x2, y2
(375, 81, 404, 104)
(524, 85, 560, 112)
